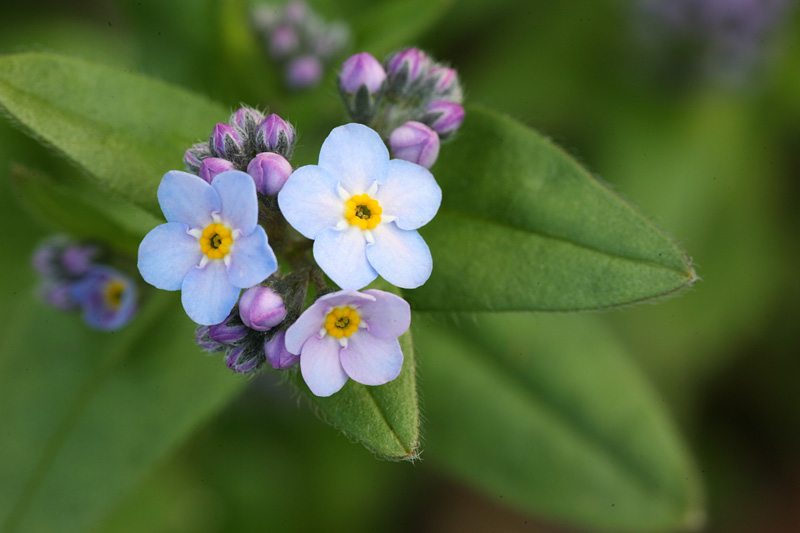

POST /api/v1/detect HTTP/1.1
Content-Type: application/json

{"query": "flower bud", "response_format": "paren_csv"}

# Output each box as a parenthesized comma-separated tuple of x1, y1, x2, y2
(199, 157, 236, 184)
(209, 123, 244, 159)
(183, 143, 211, 174)
(284, 0, 308, 23)
(256, 113, 296, 158)
(32, 241, 61, 276)
(264, 330, 299, 369)
(238, 285, 287, 331)
(41, 281, 80, 311)
(208, 313, 249, 344)
(386, 48, 429, 84)
(61, 245, 98, 277)
(425, 101, 465, 139)
(195, 325, 225, 352)
(389, 121, 440, 169)
(247, 152, 293, 195)
(286, 55, 323, 90)
(225, 345, 263, 375)
(428, 65, 463, 101)
(270, 25, 299, 59)
(339, 52, 386, 94)
(229, 106, 265, 132)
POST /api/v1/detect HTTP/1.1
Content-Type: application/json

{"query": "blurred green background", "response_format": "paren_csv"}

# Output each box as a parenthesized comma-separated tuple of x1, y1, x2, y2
(1, 0, 798, 531)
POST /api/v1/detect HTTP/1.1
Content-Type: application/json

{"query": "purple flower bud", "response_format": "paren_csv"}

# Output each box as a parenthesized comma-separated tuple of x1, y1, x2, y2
(225, 345, 262, 375)
(428, 65, 459, 94)
(247, 152, 293, 195)
(339, 52, 386, 94)
(286, 55, 323, 90)
(386, 48, 429, 82)
(425, 101, 465, 138)
(208, 314, 249, 345)
(41, 281, 80, 311)
(183, 143, 211, 174)
(238, 285, 287, 331)
(284, 0, 308, 23)
(32, 242, 60, 276)
(229, 107, 265, 131)
(209, 123, 243, 159)
(313, 23, 349, 59)
(256, 114, 296, 156)
(270, 25, 299, 58)
(264, 330, 299, 369)
(389, 121, 440, 169)
(199, 157, 236, 184)
(195, 325, 225, 352)
(61, 245, 98, 277)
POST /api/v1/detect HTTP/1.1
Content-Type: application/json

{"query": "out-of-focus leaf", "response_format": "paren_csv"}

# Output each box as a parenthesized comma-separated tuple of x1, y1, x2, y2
(408, 106, 695, 312)
(9, 165, 143, 256)
(353, 0, 453, 57)
(415, 312, 704, 532)
(0, 53, 229, 217)
(0, 292, 245, 533)
(290, 326, 419, 460)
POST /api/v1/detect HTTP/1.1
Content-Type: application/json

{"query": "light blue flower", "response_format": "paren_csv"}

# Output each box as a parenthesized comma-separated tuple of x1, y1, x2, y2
(138, 170, 278, 325)
(71, 266, 138, 331)
(285, 289, 411, 397)
(278, 123, 441, 290)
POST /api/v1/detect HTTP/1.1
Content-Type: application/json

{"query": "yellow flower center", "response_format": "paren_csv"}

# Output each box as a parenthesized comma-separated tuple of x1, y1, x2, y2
(324, 306, 361, 339)
(344, 194, 382, 230)
(199, 223, 233, 260)
(104, 280, 126, 309)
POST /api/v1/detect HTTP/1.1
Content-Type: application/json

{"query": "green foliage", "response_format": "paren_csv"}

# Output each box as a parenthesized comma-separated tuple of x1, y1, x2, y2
(409, 106, 695, 311)
(0, 52, 228, 216)
(0, 293, 244, 533)
(352, 0, 453, 58)
(415, 312, 704, 532)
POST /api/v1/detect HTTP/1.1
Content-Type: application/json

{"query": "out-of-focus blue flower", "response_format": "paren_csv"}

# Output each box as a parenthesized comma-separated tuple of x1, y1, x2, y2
(138, 170, 278, 325)
(71, 266, 138, 331)
(278, 123, 441, 290)
(285, 289, 410, 397)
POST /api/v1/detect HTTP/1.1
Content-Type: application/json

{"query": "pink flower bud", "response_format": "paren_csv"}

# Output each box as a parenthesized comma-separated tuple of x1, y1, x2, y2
(238, 286, 287, 331)
(199, 157, 236, 184)
(264, 330, 299, 369)
(256, 113, 296, 155)
(210, 123, 243, 158)
(386, 48, 429, 82)
(286, 55, 323, 90)
(389, 121, 440, 169)
(339, 52, 386, 94)
(247, 152, 293, 195)
(425, 101, 465, 137)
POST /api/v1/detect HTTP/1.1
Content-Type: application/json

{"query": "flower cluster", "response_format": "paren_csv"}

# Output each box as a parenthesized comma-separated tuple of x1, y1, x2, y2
(33, 237, 138, 331)
(338, 48, 465, 168)
(252, 0, 349, 90)
(138, 50, 462, 396)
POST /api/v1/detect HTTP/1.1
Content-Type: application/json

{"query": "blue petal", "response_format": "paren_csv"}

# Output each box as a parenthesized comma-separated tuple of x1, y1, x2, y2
(158, 171, 220, 229)
(300, 334, 349, 397)
(81, 268, 138, 331)
(285, 290, 374, 354)
(340, 332, 403, 386)
(314, 227, 377, 290)
(360, 290, 411, 340)
(138, 222, 202, 290)
(226, 225, 277, 288)
(375, 159, 441, 230)
(181, 260, 241, 325)
(212, 170, 258, 234)
(277, 165, 342, 239)
(318, 123, 389, 194)
(366, 224, 432, 289)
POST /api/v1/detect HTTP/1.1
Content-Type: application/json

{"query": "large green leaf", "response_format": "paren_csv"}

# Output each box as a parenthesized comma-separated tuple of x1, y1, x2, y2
(415, 312, 704, 532)
(0, 292, 245, 533)
(0, 52, 229, 216)
(290, 300, 419, 460)
(407, 106, 695, 311)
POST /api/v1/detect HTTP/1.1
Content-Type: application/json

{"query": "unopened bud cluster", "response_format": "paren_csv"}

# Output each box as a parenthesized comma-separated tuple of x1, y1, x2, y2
(338, 48, 465, 168)
(195, 274, 307, 375)
(183, 106, 296, 197)
(32, 236, 138, 330)
(252, 0, 349, 90)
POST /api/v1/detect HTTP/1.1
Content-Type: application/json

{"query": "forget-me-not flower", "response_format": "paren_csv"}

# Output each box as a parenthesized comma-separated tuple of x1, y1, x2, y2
(277, 123, 441, 290)
(138, 170, 278, 325)
(285, 289, 411, 397)
(71, 266, 138, 331)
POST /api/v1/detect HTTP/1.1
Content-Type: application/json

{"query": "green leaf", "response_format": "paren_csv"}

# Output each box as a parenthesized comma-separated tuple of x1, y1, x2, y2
(0, 52, 229, 217)
(9, 165, 145, 256)
(414, 312, 704, 532)
(408, 106, 695, 311)
(353, 0, 454, 57)
(290, 325, 419, 460)
(0, 292, 245, 533)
